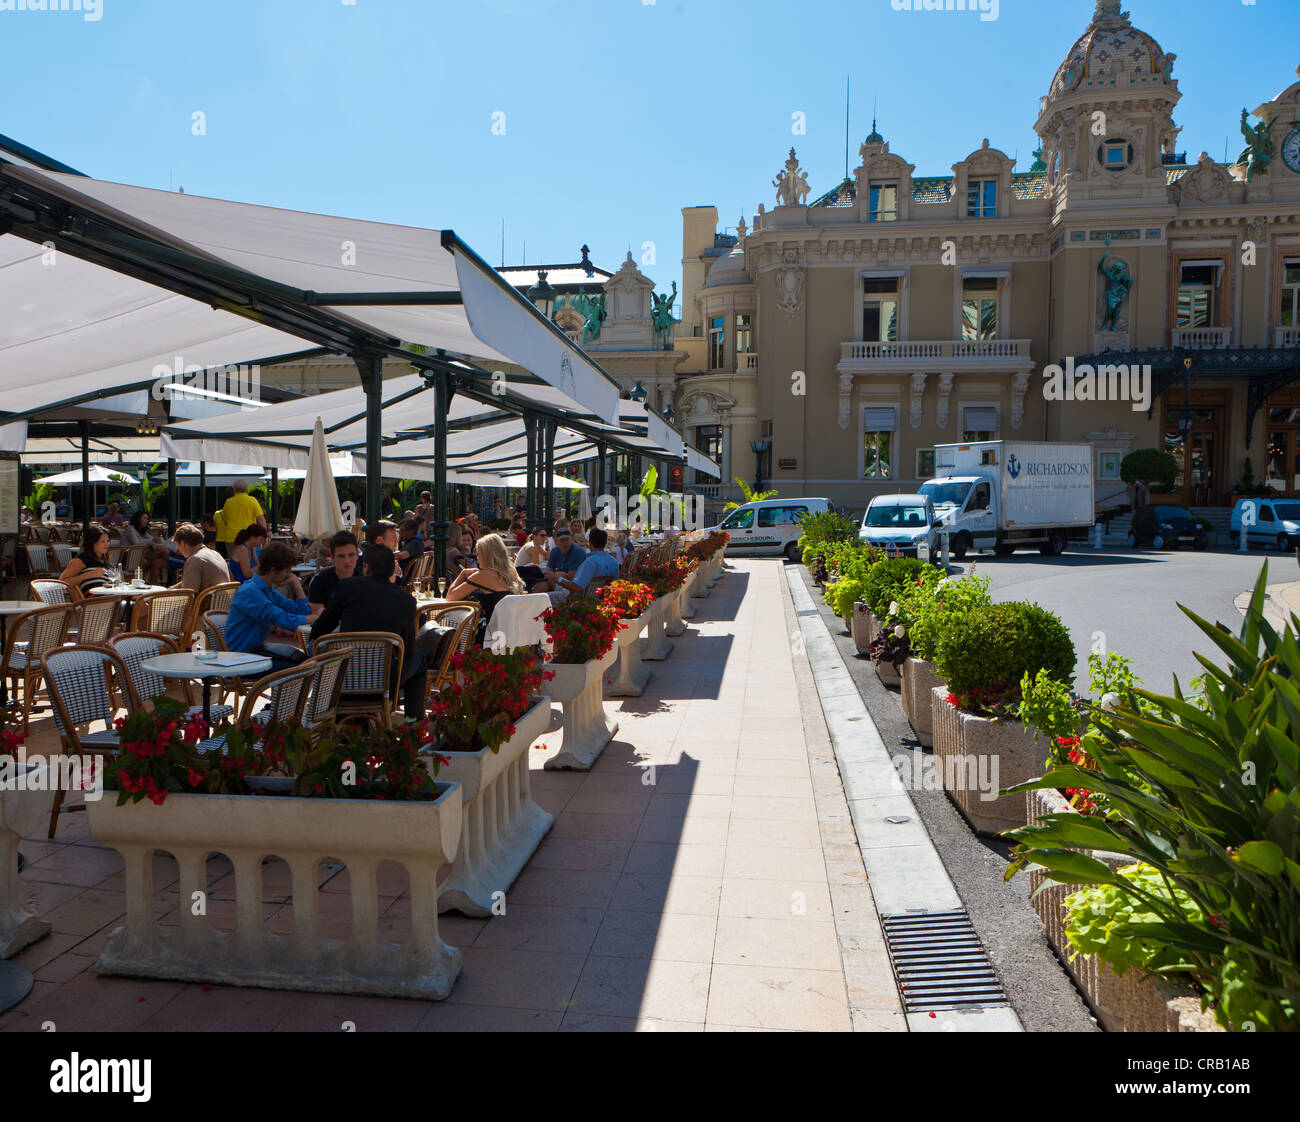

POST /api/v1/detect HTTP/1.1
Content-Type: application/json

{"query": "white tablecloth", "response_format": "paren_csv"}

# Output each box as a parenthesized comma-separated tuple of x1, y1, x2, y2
(485, 593, 551, 652)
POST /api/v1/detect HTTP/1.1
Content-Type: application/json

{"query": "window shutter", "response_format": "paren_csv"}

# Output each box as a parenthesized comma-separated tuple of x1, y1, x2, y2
(862, 407, 897, 431)
(963, 406, 999, 432)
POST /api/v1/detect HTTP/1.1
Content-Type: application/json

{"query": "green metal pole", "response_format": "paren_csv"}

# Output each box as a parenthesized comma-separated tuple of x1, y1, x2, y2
(270, 467, 279, 532)
(543, 419, 557, 528)
(433, 370, 451, 584)
(166, 458, 177, 533)
(79, 420, 90, 527)
(355, 353, 384, 531)
(524, 415, 538, 524)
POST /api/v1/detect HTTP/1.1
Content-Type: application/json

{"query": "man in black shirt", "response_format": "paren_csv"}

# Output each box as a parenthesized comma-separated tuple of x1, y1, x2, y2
(307, 530, 361, 610)
(308, 545, 427, 719)
(396, 518, 425, 582)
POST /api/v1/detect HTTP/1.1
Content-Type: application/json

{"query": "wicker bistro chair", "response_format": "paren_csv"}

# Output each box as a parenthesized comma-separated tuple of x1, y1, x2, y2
(71, 595, 127, 645)
(0, 603, 74, 732)
(313, 632, 404, 729)
(39, 644, 131, 837)
(23, 543, 56, 581)
(107, 632, 236, 725)
(1, 537, 17, 583)
(30, 578, 80, 606)
(51, 543, 79, 570)
(183, 582, 238, 649)
(418, 603, 480, 698)
(191, 660, 319, 756)
(198, 611, 253, 707)
(117, 544, 147, 580)
(130, 588, 195, 642)
(301, 649, 352, 731)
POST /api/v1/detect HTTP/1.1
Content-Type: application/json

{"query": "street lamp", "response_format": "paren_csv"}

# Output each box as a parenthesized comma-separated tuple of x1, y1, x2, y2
(749, 438, 772, 495)
(629, 380, 648, 404)
(526, 269, 556, 320)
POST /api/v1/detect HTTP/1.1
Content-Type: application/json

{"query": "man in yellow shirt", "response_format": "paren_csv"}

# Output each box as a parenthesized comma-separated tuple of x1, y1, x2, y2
(215, 478, 267, 556)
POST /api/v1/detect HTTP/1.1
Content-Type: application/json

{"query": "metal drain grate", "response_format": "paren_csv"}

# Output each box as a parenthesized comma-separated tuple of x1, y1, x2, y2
(881, 910, 1008, 1013)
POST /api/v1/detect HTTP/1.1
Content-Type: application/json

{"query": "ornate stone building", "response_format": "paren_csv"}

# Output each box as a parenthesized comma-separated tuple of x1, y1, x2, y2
(674, 0, 1300, 513)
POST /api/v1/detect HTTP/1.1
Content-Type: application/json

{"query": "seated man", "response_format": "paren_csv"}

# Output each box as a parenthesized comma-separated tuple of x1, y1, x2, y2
(364, 520, 401, 582)
(307, 530, 360, 610)
(532, 526, 587, 593)
(173, 522, 231, 593)
(396, 517, 425, 582)
(308, 544, 427, 720)
(547, 528, 621, 606)
(224, 543, 319, 672)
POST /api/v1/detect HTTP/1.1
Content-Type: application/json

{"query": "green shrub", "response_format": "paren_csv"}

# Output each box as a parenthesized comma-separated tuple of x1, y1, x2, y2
(827, 577, 867, 618)
(797, 510, 859, 567)
(861, 557, 939, 620)
(906, 573, 991, 663)
(1005, 563, 1300, 1031)
(933, 600, 1074, 711)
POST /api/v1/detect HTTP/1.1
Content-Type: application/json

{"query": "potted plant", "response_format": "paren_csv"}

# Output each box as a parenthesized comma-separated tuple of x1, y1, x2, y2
(928, 599, 1074, 834)
(88, 700, 465, 999)
(539, 595, 624, 771)
(0, 711, 60, 958)
(663, 554, 698, 635)
(423, 648, 552, 917)
(900, 573, 991, 747)
(629, 566, 681, 661)
(862, 559, 941, 684)
(602, 579, 655, 697)
(1004, 567, 1300, 1034)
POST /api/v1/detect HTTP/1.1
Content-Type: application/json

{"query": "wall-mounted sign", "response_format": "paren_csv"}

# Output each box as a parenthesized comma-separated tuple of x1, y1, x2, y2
(779, 458, 797, 470)
(0, 454, 19, 536)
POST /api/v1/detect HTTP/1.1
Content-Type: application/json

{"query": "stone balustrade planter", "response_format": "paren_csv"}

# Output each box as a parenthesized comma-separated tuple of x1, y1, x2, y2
(643, 595, 676, 661)
(543, 648, 619, 772)
(850, 602, 872, 654)
(1025, 788, 1223, 1033)
(1, 765, 57, 958)
(433, 698, 553, 917)
(929, 687, 1043, 836)
(678, 569, 698, 620)
(900, 658, 944, 748)
(665, 577, 691, 636)
(87, 779, 464, 999)
(607, 611, 651, 696)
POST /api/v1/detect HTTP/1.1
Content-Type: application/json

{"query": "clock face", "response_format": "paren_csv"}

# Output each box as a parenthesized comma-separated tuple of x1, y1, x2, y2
(1284, 124, 1300, 174)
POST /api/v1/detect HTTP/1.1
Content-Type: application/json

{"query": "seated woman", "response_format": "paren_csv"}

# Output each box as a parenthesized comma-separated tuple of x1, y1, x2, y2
(119, 510, 169, 584)
(445, 532, 523, 636)
(514, 526, 550, 589)
(446, 525, 477, 578)
(59, 526, 116, 594)
(228, 524, 269, 584)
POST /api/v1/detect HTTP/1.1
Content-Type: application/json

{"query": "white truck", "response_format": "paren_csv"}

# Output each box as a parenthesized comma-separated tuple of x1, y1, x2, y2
(919, 441, 1095, 560)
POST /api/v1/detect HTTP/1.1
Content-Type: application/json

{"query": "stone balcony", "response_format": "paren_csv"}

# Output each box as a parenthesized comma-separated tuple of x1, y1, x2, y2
(837, 339, 1033, 374)
(1171, 327, 1231, 349)
(1276, 326, 1300, 348)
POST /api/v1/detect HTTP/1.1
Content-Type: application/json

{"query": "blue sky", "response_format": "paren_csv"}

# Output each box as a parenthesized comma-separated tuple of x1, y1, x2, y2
(3, 0, 1296, 297)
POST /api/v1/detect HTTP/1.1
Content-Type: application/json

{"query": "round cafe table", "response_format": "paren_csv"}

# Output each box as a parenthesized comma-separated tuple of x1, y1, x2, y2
(138, 652, 272, 725)
(88, 583, 169, 598)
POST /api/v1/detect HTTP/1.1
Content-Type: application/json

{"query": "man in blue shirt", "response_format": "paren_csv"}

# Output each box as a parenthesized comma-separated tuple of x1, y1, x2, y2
(225, 542, 320, 672)
(535, 526, 588, 593)
(547, 528, 620, 605)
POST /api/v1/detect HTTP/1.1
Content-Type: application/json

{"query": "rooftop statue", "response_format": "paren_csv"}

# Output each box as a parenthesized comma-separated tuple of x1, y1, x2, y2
(1238, 109, 1275, 182)
(773, 148, 811, 207)
(651, 282, 678, 349)
(572, 289, 606, 345)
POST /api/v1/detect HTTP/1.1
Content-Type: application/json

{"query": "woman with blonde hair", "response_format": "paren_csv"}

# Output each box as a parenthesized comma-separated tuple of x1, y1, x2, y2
(446, 532, 524, 623)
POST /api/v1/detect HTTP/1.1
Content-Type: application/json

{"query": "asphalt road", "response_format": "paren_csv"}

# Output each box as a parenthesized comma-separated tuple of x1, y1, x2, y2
(950, 542, 1286, 695)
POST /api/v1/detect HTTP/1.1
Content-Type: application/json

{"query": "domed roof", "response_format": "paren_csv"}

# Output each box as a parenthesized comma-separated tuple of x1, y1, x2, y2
(1047, 1, 1174, 103)
(703, 244, 747, 289)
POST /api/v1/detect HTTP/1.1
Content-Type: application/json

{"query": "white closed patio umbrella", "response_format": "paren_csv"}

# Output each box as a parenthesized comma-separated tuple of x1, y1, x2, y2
(498, 472, 588, 490)
(293, 418, 346, 542)
(577, 484, 593, 523)
(36, 465, 133, 486)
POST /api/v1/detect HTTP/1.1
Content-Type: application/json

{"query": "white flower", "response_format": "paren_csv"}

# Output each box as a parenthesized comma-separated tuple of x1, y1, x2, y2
(894, 624, 906, 639)
(1100, 692, 1121, 712)
(888, 601, 900, 617)
(935, 578, 950, 591)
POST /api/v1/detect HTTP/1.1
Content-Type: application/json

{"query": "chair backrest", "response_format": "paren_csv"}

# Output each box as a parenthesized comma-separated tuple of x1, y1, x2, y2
(106, 631, 183, 709)
(72, 595, 124, 645)
(119, 544, 146, 576)
(51, 543, 79, 569)
(23, 543, 53, 577)
(315, 632, 403, 696)
(5, 603, 73, 664)
(0, 537, 17, 563)
(186, 582, 238, 647)
(31, 578, 78, 605)
(237, 658, 318, 725)
(132, 589, 195, 639)
(201, 610, 230, 652)
(302, 649, 353, 729)
(40, 644, 127, 742)
(421, 604, 480, 694)
(105, 545, 124, 569)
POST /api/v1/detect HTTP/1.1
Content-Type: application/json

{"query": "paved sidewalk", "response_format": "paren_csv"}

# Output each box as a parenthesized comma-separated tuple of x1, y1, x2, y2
(1, 559, 899, 1032)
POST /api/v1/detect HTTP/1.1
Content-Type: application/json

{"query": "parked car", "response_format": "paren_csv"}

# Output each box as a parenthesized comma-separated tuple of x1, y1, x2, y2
(1229, 497, 1300, 551)
(710, 497, 831, 561)
(859, 494, 941, 559)
(1126, 504, 1209, 551)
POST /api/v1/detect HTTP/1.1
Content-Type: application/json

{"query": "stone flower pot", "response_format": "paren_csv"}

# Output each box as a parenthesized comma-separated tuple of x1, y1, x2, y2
(1024, 789, 1223, 1033)
(850, 602, 873, 654)
(643, 595, 676, 661)
(543, 648, 619, 772)
(665, 579, 691, 636)
(1, 763, 58, 958)
(433, 698, 553, 917)
(679, 569, 698, 620)
(930, 687, 1044, 836)
(607, 611, 651, 697)
(88, 778, 464, 999)
(900, 658, 944, 748)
